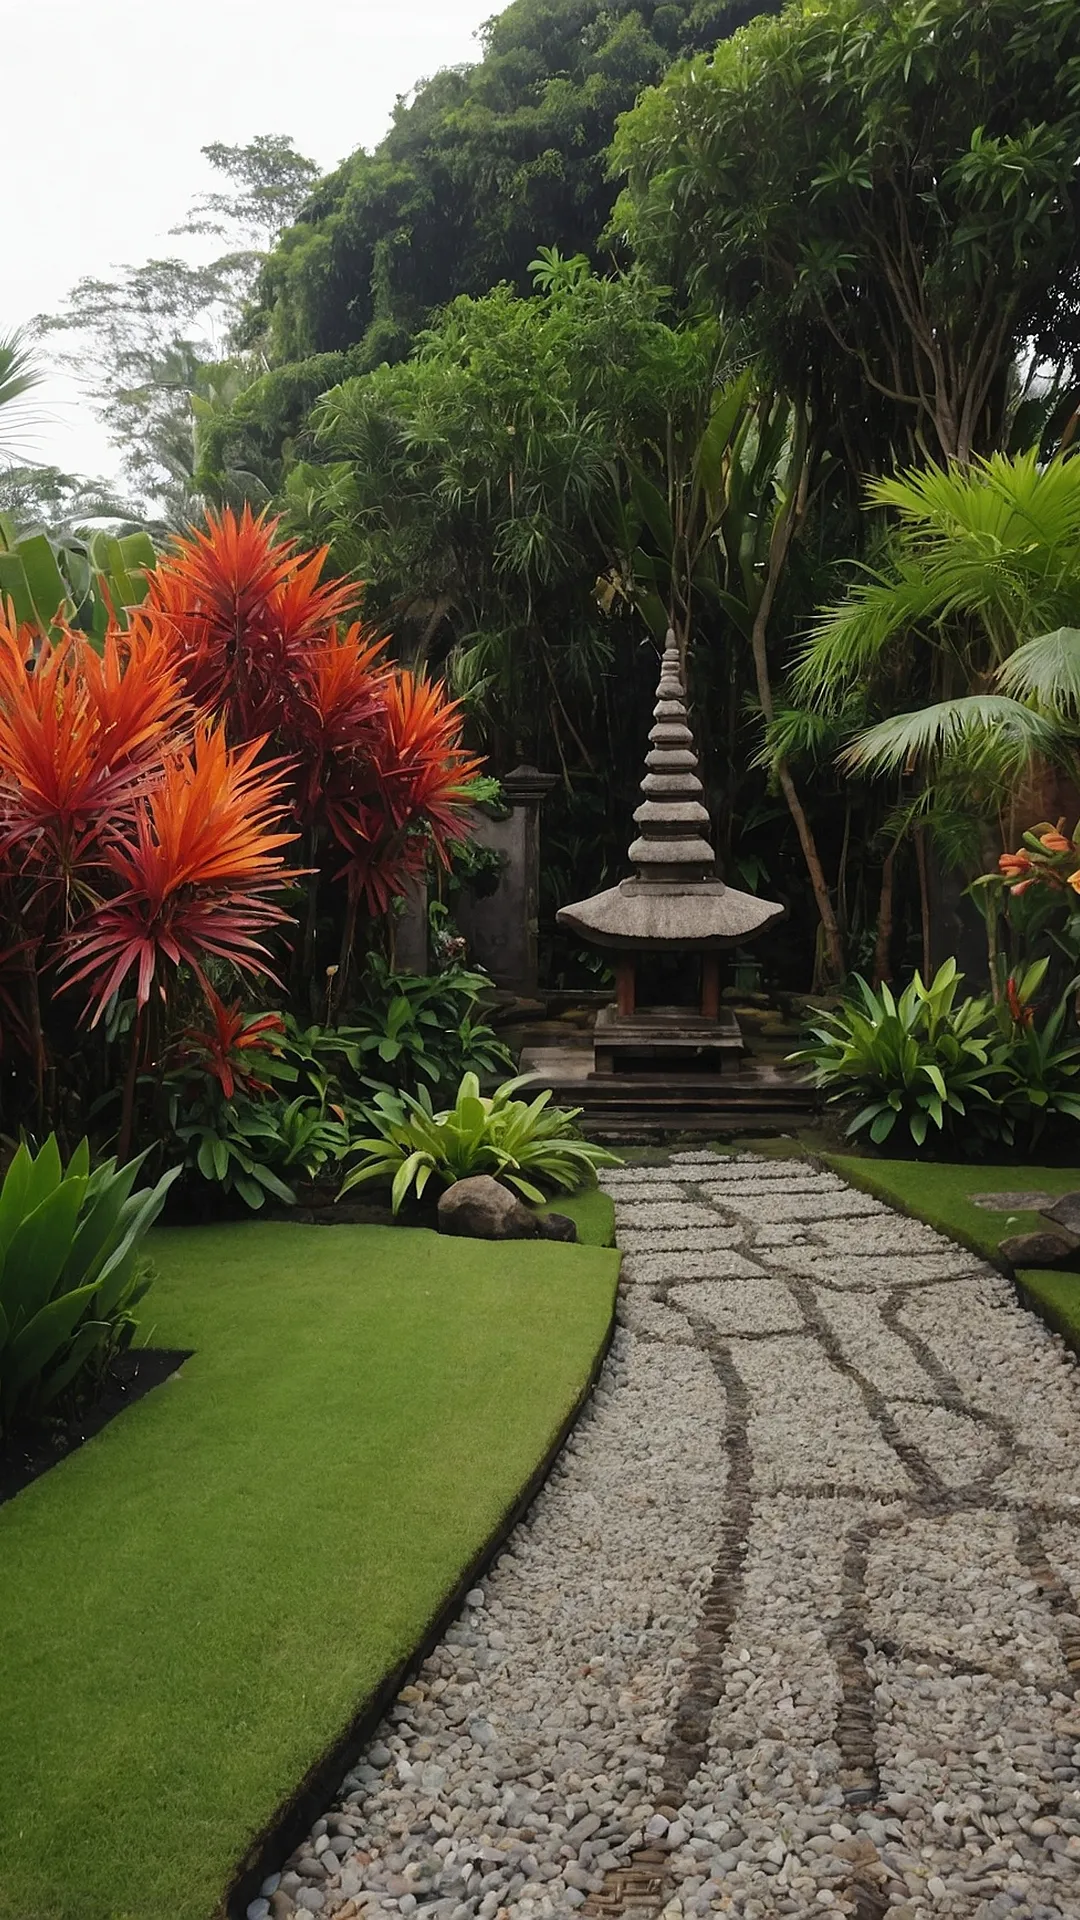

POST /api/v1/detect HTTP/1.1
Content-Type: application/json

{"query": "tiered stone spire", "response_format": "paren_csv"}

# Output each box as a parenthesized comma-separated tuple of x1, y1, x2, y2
(628, 635, 716, 882)
(557, 632, 784, 951)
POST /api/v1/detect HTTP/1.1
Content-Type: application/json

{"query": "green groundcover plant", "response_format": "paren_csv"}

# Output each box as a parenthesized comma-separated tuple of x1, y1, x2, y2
(159, 961, 515, 1212)
(790, 958, 1080, 1151)
(340, 1072, 621, 1211)
(0, 1136, 178, 1437)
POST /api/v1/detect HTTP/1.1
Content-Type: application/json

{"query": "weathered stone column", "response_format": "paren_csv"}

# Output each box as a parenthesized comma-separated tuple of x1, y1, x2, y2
(392, 874, 429, 974)
(456, 764, 557, 994)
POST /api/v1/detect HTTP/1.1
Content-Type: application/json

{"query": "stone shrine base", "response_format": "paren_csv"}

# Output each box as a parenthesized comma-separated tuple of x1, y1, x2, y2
(592, 1004, 746, 1076)
(516, 999, 817, 1138)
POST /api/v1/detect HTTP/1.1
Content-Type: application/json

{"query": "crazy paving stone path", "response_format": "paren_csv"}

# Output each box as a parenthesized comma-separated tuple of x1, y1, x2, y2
(262, 1154, 1080, 1920)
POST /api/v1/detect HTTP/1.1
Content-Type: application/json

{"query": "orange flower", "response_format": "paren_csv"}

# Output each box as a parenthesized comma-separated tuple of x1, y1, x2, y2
(1039, 830, 1072, 852)
(998, 850, 1032, 877)
(1005, 977, 1034, 1027)
(1067, 870, 1080, 894)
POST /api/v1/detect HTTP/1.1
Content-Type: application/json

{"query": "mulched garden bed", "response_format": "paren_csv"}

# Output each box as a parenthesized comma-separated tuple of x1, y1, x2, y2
(0, 1348, 191, 1508)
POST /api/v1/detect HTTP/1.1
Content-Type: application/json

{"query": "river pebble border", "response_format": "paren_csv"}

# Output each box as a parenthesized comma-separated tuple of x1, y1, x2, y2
(252, 1153, 1080, 1920)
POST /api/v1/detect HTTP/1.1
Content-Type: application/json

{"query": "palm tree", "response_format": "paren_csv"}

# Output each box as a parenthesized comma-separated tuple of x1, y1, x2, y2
(797, 451, 1080, 708)
(794, 449, 1080, 973)
(798, 450, 1080, 806)
(0, 329, 47, 463)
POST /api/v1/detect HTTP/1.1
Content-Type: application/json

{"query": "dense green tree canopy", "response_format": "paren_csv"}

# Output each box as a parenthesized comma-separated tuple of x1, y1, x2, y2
(612, 0, 1080, 466)
(249, 0, 779, 365)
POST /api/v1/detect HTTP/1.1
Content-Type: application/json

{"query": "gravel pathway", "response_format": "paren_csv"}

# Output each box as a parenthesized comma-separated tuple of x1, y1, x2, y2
(255, 1153, 1080, 1920)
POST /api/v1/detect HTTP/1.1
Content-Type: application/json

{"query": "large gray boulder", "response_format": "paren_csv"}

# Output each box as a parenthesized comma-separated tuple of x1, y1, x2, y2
(1043, 1192, 1080, 1237)
(999, 1228, 1080, 1270)
(437, 1175, 540, 1240)
(536, 1211, 579, 1243)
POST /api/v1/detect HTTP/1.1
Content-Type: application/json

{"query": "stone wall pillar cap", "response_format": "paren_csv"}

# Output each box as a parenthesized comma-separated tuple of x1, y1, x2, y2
(503, 764, 558, 801)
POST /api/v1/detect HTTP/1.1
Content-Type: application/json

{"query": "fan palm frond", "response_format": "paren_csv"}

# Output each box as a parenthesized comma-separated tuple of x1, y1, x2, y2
(0, 329, 47, 461)
(796, 452, 1080, 703)
(838, 695, 1060, 778)
(997, 627, 1080, 714)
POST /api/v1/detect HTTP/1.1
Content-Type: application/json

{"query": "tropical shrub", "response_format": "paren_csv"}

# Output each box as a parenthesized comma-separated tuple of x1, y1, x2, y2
(792, 958, 1080, 1151)
(166, 1097, 301, 1211)
(0, 508, 484, 1156)
(340, 1071, 621, 1212)
(0, 1136, 178, 1438)
(342, 958, 513, 1098)
(141, 507, 483, 993)
(790, 962, 1002, 1148)
(995, 993, 1080, 1143)
(973, 818, 1080, 1006)
(0, 515, 156, 642)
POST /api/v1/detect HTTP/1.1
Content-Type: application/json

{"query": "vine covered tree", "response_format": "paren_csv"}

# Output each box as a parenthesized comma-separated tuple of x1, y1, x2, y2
(243, 0, 781, 368)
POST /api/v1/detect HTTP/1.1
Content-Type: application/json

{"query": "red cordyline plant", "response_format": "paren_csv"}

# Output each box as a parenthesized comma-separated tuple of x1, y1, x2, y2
(0, 607, 196, 1115)
(62, 722, 301, 1151)
(169, 990, 288, 1100)
(0, 510, 484, 1144)
(63, 724, 300, 1021)
(285, 624, 390, 826)
(0, 610, 191, 909)
(144, 506, 359, 738)
(145, 511, 483, 986)
(327, 671, 484, 916)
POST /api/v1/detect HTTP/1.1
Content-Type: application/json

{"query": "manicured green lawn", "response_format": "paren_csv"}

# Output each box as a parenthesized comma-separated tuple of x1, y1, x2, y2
(1014, 1266, 1080, 1352)
(536, 1186, 615, 1245)
(828, 1155, 1080, 1354)
(0, 1222, 618, 1920)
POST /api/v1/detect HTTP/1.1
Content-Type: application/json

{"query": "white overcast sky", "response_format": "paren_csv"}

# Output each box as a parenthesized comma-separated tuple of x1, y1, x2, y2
(5, 0, 495, 483)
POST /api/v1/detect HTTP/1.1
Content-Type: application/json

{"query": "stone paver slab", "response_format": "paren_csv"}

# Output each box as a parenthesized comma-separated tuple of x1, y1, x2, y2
(670, 1275, 804, 1336)
(619, 1247, 766, 1286)
(768, 1249, 978, 1288)
(729, 1333, 912, 1494)
(810, 1216, 957, 1256)
(886, 1400, 1004, 1489)
(971, 1189, 1057, 1212)
(700, 1187, 890, 1223)
(616, 1225, 753, 1254)
(813, 1290, 940, 1400)
(611, 1201, 730, 1231)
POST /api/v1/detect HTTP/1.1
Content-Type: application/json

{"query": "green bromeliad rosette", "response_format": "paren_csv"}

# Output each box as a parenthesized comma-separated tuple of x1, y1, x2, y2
(339, 1071, 620, 1214)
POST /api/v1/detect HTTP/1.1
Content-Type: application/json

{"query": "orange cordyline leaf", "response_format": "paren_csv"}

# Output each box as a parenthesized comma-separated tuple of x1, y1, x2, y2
(376, 671, 483, 843)
(62, 723, 303, 1018)
(0, 608, 191, 886)
(287, 623, 390, 822)
(146, 507, 357, 737)
(326, 670, 482, 912)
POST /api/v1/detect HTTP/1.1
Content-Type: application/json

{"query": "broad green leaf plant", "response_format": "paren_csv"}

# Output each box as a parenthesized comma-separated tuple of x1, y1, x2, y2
(340, 1071, 621, 1213)
(0, 1135, 178, 1437)
(791, 958, 1080, 1151)
(790, 960, 1001, 1149)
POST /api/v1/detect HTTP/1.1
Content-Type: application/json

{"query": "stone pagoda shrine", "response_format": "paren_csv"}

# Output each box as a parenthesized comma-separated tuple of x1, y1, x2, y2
(557, 634, 784, 1073)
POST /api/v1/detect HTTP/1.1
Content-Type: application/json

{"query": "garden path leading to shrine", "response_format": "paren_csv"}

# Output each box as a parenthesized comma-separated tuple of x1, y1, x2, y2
(267, 1153, 1080, 1920)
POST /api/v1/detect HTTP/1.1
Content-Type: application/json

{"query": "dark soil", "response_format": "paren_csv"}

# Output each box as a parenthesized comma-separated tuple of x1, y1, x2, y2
(0, 1348, 191, 1508)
